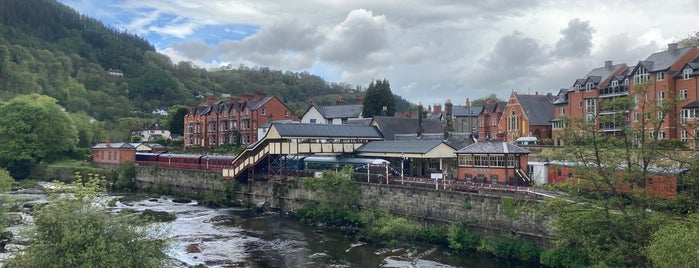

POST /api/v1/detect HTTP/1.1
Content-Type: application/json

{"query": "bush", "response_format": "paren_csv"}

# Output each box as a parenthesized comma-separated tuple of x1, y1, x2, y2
(446, 224, 480, 253)
(540, 246, 588, 268)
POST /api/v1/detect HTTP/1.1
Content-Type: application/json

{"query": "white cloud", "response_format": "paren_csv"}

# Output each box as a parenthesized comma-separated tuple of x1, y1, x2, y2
(60, 0, 699, 105)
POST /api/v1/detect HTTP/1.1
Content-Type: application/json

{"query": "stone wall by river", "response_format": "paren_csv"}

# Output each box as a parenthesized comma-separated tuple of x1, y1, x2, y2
(135, 166, 555, 238)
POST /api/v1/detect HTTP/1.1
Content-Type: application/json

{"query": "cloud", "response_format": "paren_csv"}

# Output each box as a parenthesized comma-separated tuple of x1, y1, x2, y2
(466, 31, 549, 92)
(319, 9, 390, 69)
(552, 18, 594, 58)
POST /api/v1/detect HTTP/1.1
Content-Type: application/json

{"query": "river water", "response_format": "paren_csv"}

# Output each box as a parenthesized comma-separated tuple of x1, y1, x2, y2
(5, 190, 529, 268)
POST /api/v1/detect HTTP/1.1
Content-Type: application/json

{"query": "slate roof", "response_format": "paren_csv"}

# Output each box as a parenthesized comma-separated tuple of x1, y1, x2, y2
(452, 105, 482, 117)
(246, 96, 274, 110)
(372, 116, 444, 141)
(455, 141, 530, 154)
(356, 140, 445, 154)
(445, 132, 476, 150)
(673, 56, 699, 78)
(682, 100, 699, 109)
(146, 123, 166, 130)
(639, 46, 694, 72)
(316, 104, 363, 119)
(514, 94, 555, 126)
(572, 63, 626, 89)
(346, 118, 372, 125)
(272, 123, 383, 138)
(552, 89, 568, 105)
(92, 142, 135, 149)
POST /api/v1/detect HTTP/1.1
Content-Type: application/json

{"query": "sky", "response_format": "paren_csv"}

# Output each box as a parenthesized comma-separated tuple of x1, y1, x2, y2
(59, 0, 699, 106)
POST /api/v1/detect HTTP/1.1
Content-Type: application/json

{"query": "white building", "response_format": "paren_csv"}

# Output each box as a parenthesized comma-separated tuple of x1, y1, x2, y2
(301, 104, 363, 125)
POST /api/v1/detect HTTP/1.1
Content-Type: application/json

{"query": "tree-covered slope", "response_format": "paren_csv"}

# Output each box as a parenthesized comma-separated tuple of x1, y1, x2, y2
(0, 0, 413, 122)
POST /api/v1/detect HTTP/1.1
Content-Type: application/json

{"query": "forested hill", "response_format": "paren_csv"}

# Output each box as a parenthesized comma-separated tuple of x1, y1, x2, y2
(0, 0, 412, 122)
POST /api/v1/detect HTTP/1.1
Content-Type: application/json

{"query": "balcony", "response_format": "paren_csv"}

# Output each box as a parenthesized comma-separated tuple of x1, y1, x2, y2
(599, 85, 629, 98)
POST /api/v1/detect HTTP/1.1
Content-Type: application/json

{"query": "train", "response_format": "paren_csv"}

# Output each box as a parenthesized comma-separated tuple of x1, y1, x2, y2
(135, 152, 400, 182)
(268, 155, 400, 182)
(135, 152, 237, 171)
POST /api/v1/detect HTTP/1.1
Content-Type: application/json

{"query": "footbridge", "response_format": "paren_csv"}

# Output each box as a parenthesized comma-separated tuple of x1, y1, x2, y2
(222, 123, 384, 180)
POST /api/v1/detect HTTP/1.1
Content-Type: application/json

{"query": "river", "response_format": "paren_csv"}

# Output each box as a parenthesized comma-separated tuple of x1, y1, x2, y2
(5, 189, 532, 267)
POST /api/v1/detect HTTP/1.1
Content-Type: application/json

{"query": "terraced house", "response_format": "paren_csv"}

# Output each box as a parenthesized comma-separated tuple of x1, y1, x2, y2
(551, 43, 699, 148)
(183, 93, 295, 147)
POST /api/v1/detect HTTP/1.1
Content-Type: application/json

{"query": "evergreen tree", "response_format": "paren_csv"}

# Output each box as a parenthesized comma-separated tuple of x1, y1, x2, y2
(362, 79, 395, 118)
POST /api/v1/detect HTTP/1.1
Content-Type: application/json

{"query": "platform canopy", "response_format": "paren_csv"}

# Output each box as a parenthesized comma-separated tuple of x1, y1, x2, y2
(355, 140, 456, 158)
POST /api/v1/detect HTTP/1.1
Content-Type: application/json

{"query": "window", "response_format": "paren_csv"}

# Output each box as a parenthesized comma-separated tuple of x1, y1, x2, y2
(285, 110, 289, 117)
(657, 111, 664, 121)
(310, 119, 317, 124)
(108, 151, 112, 161)
(657, 91, 665, 106)
(680, 89, 688, 100)
(684, 68, 693, 80)
(634, 66, 649, 84)
(575, 84, 581, 91)
(585, 99, 597, 122)
(559, 107, 565, 116)
(624, 78, 629, 86)
(634, 95, 639, 109)
(682, 130, 688, 143)
(656, 72, 664, 81)
(611, 80, 618, 87)
(507, 110, 519, 131)
(633, 112, 639, 122)
(658, 131, 665, 140)
(579, 100, 583, 108)
(681, 109, 690, 125)
(261, 108, 266, 115)
(585, 82, 594, 92)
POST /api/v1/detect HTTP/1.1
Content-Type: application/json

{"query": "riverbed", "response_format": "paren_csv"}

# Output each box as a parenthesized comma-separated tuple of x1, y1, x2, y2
(3, 189, 527, 267)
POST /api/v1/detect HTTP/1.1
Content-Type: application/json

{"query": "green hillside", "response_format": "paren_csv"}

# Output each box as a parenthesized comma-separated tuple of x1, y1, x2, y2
(0, 0, 413, 125)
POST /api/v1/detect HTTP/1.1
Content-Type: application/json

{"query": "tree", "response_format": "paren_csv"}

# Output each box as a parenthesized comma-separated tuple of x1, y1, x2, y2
(0, 169, 15, 230)
(70, 111, 105, 147)
(362, 79, 395, 118)
(165, 104, 189, 135)
(6, 173, 172, 267)
(677, 31, 699, 48)
(645, 213, 699, 268)
(0, 94, 78, 178)
(470, 93, 503, 106)
(544, 79, 685, 266)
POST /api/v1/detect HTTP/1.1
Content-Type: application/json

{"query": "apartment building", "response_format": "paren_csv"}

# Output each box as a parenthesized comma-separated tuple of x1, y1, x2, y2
(551, 43, 699, 147)
(183, 93, 295, 147)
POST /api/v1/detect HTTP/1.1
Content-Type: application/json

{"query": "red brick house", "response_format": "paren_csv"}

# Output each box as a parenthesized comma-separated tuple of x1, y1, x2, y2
(91, 140, 136, 167)
(455, 141, 530, 186)
(675, 55, 699, 148)
(183, 93, 296, 147)
(551, 60, 628, 145)
(477, 100, 506, 141)
(627, 44, 699, 141)
(500, 92, 555, 142)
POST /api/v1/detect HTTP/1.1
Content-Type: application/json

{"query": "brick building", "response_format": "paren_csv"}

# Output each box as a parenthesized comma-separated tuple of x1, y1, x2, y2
(500, 92, 555, 142)
(477, 100, 506, 141)
(183, 93, 296, 147)
(455, 141, 530, 185)
(551, 44, 699, 148)
(91, 140, 136, 167)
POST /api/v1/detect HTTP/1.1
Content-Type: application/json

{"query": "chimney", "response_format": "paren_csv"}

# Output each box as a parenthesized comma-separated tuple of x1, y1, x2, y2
(241, 93, 253, 102)
(668, 43, 678, 52)
(254, 92, 266, 100)
(433, 104, 442, 114)
(535, 91, 539, 95)
(336, 96, 345, 105)
(106, 138, 111, 147)
(605, 60, 613, 68)
(229, 96, 241, 103)
(307, 100, 314, 109)
(205, 96, 216, 105)
(465, 98, 470, 108)
(356, 95, 363, 104)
